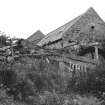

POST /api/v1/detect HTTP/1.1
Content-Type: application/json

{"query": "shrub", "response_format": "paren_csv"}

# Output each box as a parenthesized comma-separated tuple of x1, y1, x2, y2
(67, 64, 105, 98)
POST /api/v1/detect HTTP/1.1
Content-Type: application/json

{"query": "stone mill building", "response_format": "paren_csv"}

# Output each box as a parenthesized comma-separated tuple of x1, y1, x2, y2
(37, 7, 105, 75)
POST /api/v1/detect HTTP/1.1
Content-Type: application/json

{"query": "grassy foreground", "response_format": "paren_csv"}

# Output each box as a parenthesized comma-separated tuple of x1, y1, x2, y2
(0, 57, 105, 105)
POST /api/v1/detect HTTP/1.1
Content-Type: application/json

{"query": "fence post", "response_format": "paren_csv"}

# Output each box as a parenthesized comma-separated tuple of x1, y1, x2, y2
(94, 45, 99, 61)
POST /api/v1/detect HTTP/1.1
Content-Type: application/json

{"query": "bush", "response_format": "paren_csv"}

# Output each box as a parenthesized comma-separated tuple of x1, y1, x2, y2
(0, 35, 8, 46)
(1, 56, 105, 104)
(67, 64, 105, 98)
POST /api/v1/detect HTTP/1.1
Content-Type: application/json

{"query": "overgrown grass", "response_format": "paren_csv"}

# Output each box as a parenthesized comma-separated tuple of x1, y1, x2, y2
(0, 57, 105, 105)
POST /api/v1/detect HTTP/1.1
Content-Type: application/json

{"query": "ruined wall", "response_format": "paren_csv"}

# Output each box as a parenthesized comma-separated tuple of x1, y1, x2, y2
(64, 8, 105, 43)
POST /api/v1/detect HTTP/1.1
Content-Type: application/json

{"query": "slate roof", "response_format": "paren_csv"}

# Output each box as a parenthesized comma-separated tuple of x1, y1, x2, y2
(37, 7, 105, 46)
(37, 16, 81, 46)
(27, 30, 45, 45)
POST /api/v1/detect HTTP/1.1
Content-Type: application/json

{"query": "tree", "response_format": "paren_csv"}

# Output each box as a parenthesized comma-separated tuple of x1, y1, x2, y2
(0, 35, 8, 46)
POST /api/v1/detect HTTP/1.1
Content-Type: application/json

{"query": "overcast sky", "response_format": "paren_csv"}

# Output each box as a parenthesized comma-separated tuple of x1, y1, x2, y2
(0, 0, 104, 38)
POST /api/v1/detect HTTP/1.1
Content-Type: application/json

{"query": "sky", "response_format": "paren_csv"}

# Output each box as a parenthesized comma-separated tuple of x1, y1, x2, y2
(0, 0, 104, 39)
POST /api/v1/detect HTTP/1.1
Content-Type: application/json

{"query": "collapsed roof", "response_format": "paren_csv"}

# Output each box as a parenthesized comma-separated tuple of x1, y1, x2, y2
(38, 7, 105, 46)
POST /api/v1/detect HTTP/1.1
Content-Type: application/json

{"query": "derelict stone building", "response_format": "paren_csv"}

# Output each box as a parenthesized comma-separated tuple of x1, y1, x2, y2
(37, 7, 105, 73)
(38, 7, 105, 49)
